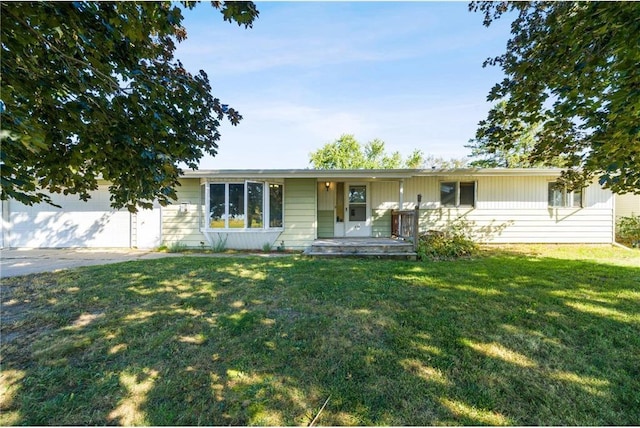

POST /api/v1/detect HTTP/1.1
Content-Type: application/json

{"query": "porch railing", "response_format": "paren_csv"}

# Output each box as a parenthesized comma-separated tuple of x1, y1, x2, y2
(391, 210, 416, 239)
(392, 194, 422, 251)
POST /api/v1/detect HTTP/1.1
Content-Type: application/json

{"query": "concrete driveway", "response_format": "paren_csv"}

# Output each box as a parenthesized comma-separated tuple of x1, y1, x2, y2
(0, 248, 179, 278)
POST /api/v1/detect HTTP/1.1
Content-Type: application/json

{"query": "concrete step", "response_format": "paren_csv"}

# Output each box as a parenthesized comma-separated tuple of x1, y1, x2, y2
(304, 238, 416, 259)
(304, 251, 417, 260)
(307, 244, 414, 254)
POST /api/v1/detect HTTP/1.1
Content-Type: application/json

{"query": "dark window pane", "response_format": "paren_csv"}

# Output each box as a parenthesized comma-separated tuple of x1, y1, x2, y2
(571, 189, 582, 208)
(269, 184, 283, 228)
(548, 182, 563, 207)
(440, 182, 456, 207)
(349, 205, 367, 221)
(459, 182, 475, 207)
(209, 184, 225, 228)
(228, 183, 245, 228)
(247, 182, 263, 228)
(348, 185, 366, 203)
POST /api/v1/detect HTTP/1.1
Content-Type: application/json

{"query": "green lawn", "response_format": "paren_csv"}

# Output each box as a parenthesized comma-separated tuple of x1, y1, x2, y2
(2, 246, 639, 425)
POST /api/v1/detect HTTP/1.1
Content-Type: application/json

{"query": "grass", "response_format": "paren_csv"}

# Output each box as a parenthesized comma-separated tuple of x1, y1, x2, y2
(1, 245, 639, 425)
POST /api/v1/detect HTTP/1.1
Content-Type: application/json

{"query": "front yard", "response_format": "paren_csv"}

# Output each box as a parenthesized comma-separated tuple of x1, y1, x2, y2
(1, 245, 639, 425)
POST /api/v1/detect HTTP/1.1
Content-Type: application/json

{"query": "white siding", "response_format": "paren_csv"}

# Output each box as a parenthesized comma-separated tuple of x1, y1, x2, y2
(615, 193, 640, 218)
(202, 231, 283, 250)
(371, 181, 400, 238)
(371, 181, 400, 210)
(405, 175, 614, 244)
(6, 183, 132, 248)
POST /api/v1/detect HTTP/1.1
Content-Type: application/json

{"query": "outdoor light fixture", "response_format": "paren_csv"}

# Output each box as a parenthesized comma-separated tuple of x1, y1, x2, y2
(179, 202, 189, 213)
(325, 182, 331, 191)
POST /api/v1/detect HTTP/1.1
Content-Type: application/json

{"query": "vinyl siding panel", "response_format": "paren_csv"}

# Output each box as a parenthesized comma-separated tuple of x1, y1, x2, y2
(161, 178, 205, 247)
(7, 181, 132, 248)
(371, 181, 400, 209)
(370, 182, 398, 238)
(317, 210, 333, 238)
(372, 209, 392, 237)
(202, 231, 283, 250)
(414, 177, 614, 243)
(615, 193, 640, 218)
(277, 178, 316, 250)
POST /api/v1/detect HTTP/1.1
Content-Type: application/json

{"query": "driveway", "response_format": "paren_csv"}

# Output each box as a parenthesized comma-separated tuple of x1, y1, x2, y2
(0, 248, 179, 278)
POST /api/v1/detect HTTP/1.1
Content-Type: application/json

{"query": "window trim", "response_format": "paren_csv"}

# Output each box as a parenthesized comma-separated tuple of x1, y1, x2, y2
(440, 180, 476, 208)
(202, 180, 284, 231)
(548, 182, 583, 208)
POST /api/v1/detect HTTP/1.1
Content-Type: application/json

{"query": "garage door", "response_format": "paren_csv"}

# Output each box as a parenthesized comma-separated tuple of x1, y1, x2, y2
(8, 185, 132, 248)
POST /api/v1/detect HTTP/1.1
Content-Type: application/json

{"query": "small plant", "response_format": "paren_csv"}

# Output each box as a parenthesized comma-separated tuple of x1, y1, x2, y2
(417, 221, 478, 261)
(211, 234, 228, 253)
(277, 240, 286, 252)
(199, 241, 206, 251)
(167, 241, 188, 253)
(262, 242, 273, 253)
(616, 215, 640, 248)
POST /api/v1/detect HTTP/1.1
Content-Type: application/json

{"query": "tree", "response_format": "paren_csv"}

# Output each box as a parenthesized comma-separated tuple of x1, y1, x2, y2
(465, 101, 566, 168)
(470, 1, 640, 193)
(1, 1, 259, 211)
(422, 155, 470, 169)
(308, 134, 425, 169)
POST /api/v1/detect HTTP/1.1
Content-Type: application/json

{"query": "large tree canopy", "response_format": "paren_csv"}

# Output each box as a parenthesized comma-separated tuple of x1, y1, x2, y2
(465, 101, 566, 168)
(471, 1, 640, 193)
(309, 134, 425, 169)
(1, 1, 259, 211)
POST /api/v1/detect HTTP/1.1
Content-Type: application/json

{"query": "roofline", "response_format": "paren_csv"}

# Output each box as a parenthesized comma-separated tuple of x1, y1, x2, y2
(181, 168, 568, 180)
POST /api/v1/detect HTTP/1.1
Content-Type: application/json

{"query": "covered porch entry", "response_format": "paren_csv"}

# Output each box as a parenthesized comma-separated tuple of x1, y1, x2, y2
(316, 177, 417, 239)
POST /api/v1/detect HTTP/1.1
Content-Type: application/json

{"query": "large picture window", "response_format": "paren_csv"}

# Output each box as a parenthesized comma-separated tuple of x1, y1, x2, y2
(440, 181, 476, 208)
(548, 182, 582, 208)
(205, 181, 283, 230)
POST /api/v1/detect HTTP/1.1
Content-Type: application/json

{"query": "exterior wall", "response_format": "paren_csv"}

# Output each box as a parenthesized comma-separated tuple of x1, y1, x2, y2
(277, 178, 317, 250)
(402, 175, 614, 244)
(371, 181, 400, 237)
(5, 181, 133, 248)
(161, 178, 205, 247)
(615, 193, 640, 218)
(317, 182, 334, 238)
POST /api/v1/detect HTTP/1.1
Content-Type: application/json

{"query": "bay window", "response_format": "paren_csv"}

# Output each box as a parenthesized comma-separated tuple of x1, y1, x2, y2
(203, 181, 283, 230)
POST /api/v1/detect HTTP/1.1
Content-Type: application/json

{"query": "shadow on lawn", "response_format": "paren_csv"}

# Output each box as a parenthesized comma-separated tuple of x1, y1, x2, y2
(1, 254, 639, 425)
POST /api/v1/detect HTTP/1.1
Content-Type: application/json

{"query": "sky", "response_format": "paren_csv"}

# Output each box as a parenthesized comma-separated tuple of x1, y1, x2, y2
(175, 1, 514, 170)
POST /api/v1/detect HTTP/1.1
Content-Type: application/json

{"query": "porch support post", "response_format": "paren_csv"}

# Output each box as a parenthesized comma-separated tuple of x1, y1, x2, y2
(413, 194, 421, 252)
(399, 180, 404, 209)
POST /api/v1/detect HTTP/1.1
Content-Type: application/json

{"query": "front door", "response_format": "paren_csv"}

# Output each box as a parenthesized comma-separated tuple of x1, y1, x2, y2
(345, 183, 371, 237)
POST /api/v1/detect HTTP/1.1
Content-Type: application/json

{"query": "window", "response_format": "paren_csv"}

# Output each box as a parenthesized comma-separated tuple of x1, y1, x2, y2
(247, 182, 263, 228)
(209, 183, 226, 228)
(440, 181, 476, 207)
(548, 182, 582, 208)
(206, 181, 284, 229)
(228, 183, 245, 228)
(269, 184, 283, 227)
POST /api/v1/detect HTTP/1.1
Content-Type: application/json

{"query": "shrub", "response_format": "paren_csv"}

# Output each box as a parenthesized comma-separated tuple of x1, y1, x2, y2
(417, 222, 478, 261)
(262, 242, 273, 253)
(616, 215, 640, 248)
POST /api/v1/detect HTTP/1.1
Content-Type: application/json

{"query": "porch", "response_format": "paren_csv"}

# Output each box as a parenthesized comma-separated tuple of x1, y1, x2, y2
(303, 237, 417, 260)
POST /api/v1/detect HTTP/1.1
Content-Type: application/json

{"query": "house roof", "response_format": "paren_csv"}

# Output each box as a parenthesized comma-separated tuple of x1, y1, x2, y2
(182, 168, 567, 180)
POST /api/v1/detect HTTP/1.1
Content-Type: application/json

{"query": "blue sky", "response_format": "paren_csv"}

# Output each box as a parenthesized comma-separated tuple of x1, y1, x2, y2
(175, 1, 513, 169)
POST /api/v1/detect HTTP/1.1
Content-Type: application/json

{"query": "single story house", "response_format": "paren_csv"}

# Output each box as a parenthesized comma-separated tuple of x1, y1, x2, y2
(1, 168, 638, 250)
